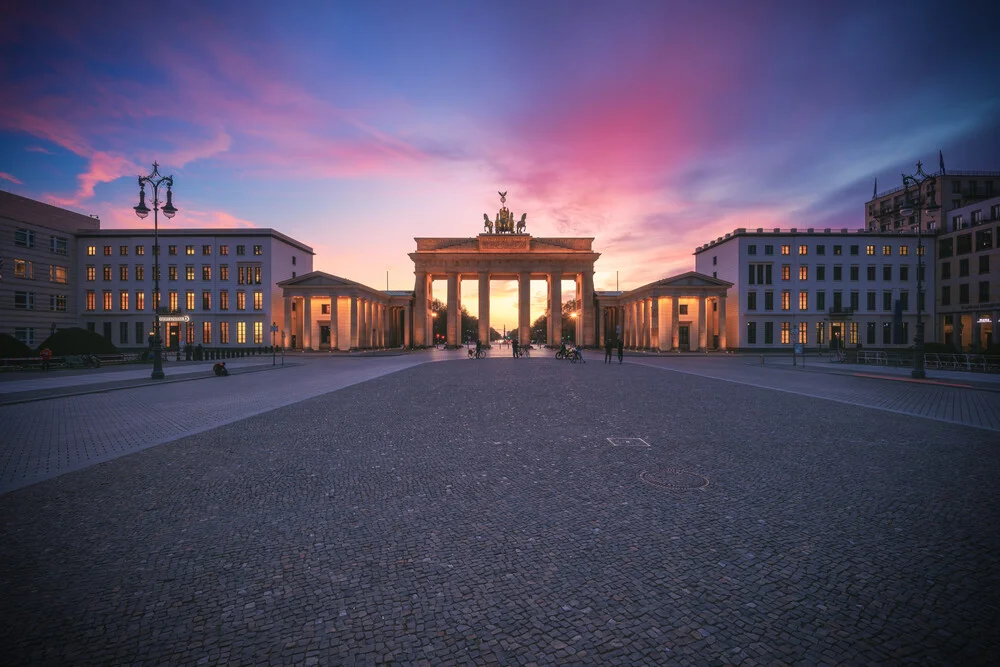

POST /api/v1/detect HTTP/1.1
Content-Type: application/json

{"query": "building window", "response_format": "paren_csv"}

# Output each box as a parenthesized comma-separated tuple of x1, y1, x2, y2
(833, 265, 842, 281)
(899, 245, 909, 256)
(799, 266, 808, 281)
(850, 291, 860, 311)
(980, 281, 990, 303)
(202, 291, 211, 310)
(712, 256, 717, 266)
(220, 322, 230, 344)
(941, 262, 951, 279)
(798, 291, 808, 310)
(747, 291, 757, 310)
(51, 236, 68, 255)
(136, 291, 145, 310)
(976, 228, 994, 251)
(87, 245, 96, 256)
(220, 291, 229, 310)
(136, 245, 145, 255)
(816, 291, 826, 311)
(883, 291, 892, 311)
(118, 265, 128, 281)
(747, 322, 757, 344)
(220, 245, 229, 256)
(850, 245, 859, 256)
(14, 327, 35, 346)
(764, 245, 774, 256)
(136, 322, 145, 344)
(748, 245, 758, 256)
(119, 321, 129, 345)
(321, 304, 330, 315)
(881, 265, 891, 281)
(152, 291, 160, 310)
(45, 265, 65, 283)
(203, 322, 213, 344)
(253, 245, 263, 256)
(866, 265, 876, 281)
(764, 321, 773, 344)
(254, 321, 263, 343)
(941, 286, 951, 306)
(103, 245, 112, 256)
(980, 255, 990, 274)
(103, 290, 113, 310)
(202, 265, 212, 281)
(865, 245, 875, 256)
(764, 291, 774, 311)
(254, 267, 262, 284)
(866, 291, 876, 311)
(169, 290, 179, 311)
(236, 245, 246, 256)
(866, 322, 876, 345)
(50, 294, 67, 312)
(292, 255, 298, 265)
(186, 291, 196, 311)
(218, 265, 229, 281)
(13, 259, 33, 279)
(86, 290, 95, 311)
(816, 245, 826, 255)
(781, 265, 790, 281)
(815, 322, 826, 345)
(780, 321, 790, 344)
(748, 263, 772, 285)
(781, 290, 790, 311)
(833, 245, 842, 256)
(186, 322, 195, 344)
(119, 290, 129, 310)
(202, 245, 212, 256)
(185, 245, 195, 255)
(781, 245, 790, 255)
(679, 305, 688, 315)
(86, 265, 96, 281)
(959, 258, 969, 277)
(167, 266, 176, 281)
(850, 265, 859, 281)
(237, 321, 247, 343)
(168, 245, 178, 256)
(900, 266, 909, 281)
(237, 290, 246, 310)
(186, 266, 195, 281)
(103, 265, 112, 281)
(882, 245, 891, 256)
(136, 265, 144, 281)
(816, 265, 825, 281)
(15, 228, 36, 248)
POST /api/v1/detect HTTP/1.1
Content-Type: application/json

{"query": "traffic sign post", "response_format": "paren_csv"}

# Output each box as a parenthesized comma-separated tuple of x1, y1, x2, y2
(271, 322, 279, 365)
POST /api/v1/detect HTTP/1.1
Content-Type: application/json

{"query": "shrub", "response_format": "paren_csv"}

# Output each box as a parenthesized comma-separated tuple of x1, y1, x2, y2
(36, 327, 118, 356)
(0, 333, 33, 358)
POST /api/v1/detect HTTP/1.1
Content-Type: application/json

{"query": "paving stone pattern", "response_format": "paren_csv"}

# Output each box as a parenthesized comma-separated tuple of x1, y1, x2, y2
(1, 358, 998, 665)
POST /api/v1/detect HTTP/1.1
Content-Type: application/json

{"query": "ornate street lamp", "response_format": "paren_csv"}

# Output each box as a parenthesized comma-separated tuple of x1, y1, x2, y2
(900, 161, 930, 379)
(134, 162, 177, 380)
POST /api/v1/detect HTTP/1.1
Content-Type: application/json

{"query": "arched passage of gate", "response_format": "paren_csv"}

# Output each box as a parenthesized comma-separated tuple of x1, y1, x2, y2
(410, 234, 601, 348)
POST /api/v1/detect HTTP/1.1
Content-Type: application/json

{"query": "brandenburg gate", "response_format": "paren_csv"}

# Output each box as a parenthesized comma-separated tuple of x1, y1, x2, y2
(411, 192, 600, 347)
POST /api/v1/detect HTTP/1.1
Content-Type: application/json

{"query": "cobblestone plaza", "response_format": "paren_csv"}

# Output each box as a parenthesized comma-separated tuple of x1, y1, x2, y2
(1, 353, 998, 665)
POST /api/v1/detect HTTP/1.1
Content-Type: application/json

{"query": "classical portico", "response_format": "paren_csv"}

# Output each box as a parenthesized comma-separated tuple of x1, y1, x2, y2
(595, 272, 733, 352)
(277, 272, 411, 351)
(410, 233, 599, 348)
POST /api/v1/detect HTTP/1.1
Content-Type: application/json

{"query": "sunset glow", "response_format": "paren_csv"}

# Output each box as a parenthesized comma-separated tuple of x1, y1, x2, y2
(2, 1, 998, 331)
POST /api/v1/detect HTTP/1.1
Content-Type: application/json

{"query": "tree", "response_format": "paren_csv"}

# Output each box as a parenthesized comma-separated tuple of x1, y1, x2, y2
(530, 299, 580, 344)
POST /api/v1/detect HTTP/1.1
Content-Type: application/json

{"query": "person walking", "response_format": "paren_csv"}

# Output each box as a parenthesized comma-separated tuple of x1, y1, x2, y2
(512, 339, 518, 358)
(604, 337, 613, 363)
(617, 337, 624, 364)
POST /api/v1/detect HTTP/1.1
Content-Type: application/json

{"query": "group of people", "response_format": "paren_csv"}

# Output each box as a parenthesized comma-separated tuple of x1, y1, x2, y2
(603, 337, 625, 364)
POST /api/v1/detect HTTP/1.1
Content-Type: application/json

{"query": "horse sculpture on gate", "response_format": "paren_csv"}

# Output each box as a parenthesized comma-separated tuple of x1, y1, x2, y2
(482, 191, 528, 235)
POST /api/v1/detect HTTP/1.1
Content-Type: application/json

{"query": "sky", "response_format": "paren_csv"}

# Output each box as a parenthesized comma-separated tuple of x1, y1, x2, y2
(2, 0, 999, 331)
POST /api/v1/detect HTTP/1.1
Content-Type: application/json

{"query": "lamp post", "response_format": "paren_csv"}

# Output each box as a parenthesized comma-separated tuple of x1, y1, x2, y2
(900, 161, 929, 380)
(133, 162, 177, 380)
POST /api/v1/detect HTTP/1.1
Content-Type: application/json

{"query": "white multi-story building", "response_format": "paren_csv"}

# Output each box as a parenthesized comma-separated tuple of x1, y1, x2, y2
(694, 227, 935, 350)
(0, 191, 101, 347)
(937, 196, 1000, 351)
(74, 229, 313, 350)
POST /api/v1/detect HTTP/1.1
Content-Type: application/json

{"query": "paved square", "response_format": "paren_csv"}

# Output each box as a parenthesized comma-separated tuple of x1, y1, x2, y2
(1, 356, 998, 665)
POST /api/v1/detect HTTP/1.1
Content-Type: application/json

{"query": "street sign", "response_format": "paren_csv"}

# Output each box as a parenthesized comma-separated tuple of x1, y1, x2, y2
(270, 324, 279, 333)
(159, 315, 190, 323)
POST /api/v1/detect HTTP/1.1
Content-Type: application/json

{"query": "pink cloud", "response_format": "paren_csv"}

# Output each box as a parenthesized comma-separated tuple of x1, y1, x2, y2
(0, 172, 23, 184)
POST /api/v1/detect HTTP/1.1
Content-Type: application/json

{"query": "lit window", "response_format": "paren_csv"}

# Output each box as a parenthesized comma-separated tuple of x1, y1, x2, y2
(186, 291, 195, 310)
(87, 245, 96, 256)
(202, 245, 212, 256)
(220, 245, 229, 256)
(86, 290, 95, 311)
(254, 321, 263, 343)
(220, 322, 230, 344)
(798, 245, 808, 255)
(119, 245, 128, 256)
(253, 290, 263, 310)
(254, 267, 262, 284)
(120, 290, 129, 310)
(103, 265, 112, 281)
(120, 265, 129, 281)
(186, 266, 195, 281)
(799, 291, 808, 310)
(50, 265, 68, 283)
(103, 290, 113, 310)
(169, 245, 178, 255)
(780, 321, 790, 344)
(866, 245, 875, 256)
(14, 259, 32, 279)
(237, 321, 247, 343)
(136, 245, 145, 255)
(136, 265, 144, 280)
(781, 265, 790, 281)
(220, 265, 229, 281)
(237, 290, 246, 310)
(169, 266, 178, 281)
(186, 245, 195, 255)
(220, 291, 229, 310)
(202, 265, 212, 280)
(203, 321, 213, 344)
(169, 291, 179, 310)
(253, 245, 263, 256)
(50, 294, 67, 312)
(104, 245, 112, 256)
(202, 290, 211, 310)
(882, 245, 891, 256)
(781, 245, 790, 255)
(136, 291, 145, 310)
(781, 290, 790, 310)
(798, 266, 808, 281)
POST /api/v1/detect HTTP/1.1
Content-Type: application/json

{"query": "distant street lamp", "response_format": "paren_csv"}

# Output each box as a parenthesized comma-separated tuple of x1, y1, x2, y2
(133, 162, 177, 380)
(900, 161, 930, 380)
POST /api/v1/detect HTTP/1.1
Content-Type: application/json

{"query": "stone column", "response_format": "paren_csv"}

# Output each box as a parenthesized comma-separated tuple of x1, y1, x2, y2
(367, 299, 375, 348)
(446, 272, 460, 347)
(478, 272, 490, 345)
(642, 298, 651, 349)
(698, 295, 708, 351)
(403, 306, 411, 347)
(718, 296, 727, 350)
(303, 296, 313, 350)
(672, 297, 680, 350)
(549, 272, 562, 346)
(650, 297, 660, 351)
(329, 294, 339, 350)
(413, 271, 428, 347)
(518, 271, 531, 345)
(598, 306, 606, 348)
(582, 270, 596, 347)
(350, 296, 359, 349)
(283, 296, 293, 349)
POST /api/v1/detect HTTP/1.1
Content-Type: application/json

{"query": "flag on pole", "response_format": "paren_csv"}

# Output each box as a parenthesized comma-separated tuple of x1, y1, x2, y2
(873, 178, 877, 199)
(939, 150, 945, 175)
